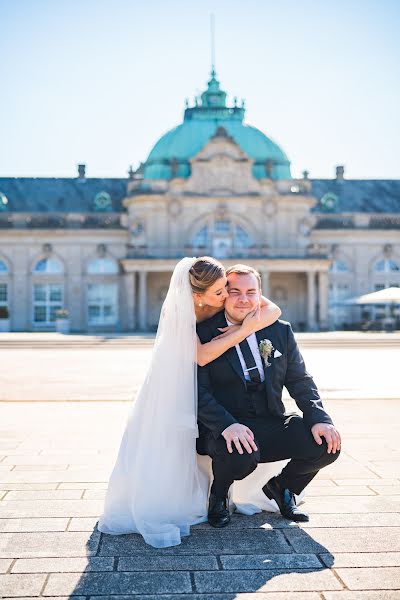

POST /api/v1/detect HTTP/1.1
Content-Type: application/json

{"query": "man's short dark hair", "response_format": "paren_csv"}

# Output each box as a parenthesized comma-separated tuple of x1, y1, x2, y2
(225, 264, 262, 289)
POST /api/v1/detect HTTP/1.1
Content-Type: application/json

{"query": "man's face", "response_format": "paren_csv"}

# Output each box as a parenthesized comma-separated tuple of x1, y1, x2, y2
(224, 272, 261, 323)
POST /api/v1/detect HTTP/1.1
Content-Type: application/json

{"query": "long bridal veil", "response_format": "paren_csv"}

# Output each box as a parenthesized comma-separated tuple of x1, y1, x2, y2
(97, 257, 208, 548)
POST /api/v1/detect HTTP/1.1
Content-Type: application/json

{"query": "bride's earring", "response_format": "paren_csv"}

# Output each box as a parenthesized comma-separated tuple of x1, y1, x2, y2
(198, 302, 203, 307)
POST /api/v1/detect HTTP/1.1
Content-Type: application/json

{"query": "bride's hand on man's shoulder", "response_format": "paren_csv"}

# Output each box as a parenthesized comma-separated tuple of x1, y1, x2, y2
(221, 423, 258, 455)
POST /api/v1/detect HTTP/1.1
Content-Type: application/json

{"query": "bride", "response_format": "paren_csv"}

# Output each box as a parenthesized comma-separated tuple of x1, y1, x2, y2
(97, 256, 284, 548)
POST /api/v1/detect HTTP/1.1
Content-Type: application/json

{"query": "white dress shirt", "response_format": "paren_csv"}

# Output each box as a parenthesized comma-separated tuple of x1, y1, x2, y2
(225, 313, 265, 382)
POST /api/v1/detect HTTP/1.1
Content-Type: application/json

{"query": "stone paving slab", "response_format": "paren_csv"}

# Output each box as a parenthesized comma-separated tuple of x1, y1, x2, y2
(285, 526, 400, 553)
(0, 498, 104, 517)
(0, 471, 110, 484)
(297, 496, 400, 513)
(0, 517, 69, 532)
(58, 481, 108, 489)
(117, 556, 219, 571)
(4, 489, 84, 500)
(85, 594, 323, 600)
(11, 557, 114, 573)
(320, 552, 400, 567)
(323, 593, 400, 600)
(0, 483, 59, 490)
(44, 571, 193, 595)
(299, 513, 400, 528)
(305, 486, 377, 496)
(2, 598, 86, 600)
(0, 573, 46, 596)
(0, 531, 100, 558)
(333, 478, 400, 486)
(68, 517, 101, 531)
(193, 569, 343, 592)
(336, 567, 400, 590)
(370, 485, 400, 495)
(219, 554, 323, 570)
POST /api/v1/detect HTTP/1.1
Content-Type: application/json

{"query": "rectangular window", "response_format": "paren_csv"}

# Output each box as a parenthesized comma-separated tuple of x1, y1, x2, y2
(87, 283, 118, 325)
(0, 283, 7, 304)
(33, 284, 62, 324)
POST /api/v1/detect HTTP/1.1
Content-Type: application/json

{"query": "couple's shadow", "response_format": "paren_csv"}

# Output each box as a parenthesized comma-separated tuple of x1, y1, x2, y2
(67, 513, 335, 597)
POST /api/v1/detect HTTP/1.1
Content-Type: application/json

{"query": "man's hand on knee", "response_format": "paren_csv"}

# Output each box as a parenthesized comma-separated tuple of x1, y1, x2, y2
(221, 423, 258, 455)
(311, 423, 341, 454)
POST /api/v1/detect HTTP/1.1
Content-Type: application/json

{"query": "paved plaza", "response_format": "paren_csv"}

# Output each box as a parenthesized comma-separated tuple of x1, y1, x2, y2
(0, 333, 399, 598)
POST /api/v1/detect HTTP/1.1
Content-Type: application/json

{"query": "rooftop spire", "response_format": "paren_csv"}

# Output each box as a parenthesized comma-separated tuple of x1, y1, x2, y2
(210, 13, 216, 74)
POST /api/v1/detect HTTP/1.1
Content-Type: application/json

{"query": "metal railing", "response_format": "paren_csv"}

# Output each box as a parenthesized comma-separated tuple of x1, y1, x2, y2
(125, 245, 329, 260)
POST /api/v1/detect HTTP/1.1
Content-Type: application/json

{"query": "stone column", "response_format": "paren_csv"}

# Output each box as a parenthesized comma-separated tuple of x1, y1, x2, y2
(318, 270, 329, 330)
(12, 247, 29, 331)
(260, 270, 270, 297)
(138, 270, 147, 331)
(124, 272, 136, 331)
(307, 271, 317, 331)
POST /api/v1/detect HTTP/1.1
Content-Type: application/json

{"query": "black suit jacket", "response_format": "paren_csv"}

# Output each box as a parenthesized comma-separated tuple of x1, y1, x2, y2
(196, 311, 333, 440)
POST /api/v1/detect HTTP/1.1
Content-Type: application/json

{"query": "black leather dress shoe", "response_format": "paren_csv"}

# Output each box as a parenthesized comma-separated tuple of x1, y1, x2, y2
(208, 493, 231, 528)
(262, 476, 309, 522)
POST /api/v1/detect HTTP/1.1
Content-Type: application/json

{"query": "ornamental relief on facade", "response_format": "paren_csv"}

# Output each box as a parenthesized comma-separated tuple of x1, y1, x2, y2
(185, 139, 260, 196)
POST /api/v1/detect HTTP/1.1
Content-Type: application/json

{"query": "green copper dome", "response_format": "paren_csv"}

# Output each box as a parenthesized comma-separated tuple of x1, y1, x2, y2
(143, 70, 291, 181)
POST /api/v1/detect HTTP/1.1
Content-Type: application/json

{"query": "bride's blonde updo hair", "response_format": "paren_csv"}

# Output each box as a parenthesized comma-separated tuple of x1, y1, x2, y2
(189, 256, 225, 294)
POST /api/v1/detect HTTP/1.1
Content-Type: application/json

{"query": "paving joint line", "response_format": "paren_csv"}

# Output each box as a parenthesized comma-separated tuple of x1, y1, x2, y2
(95, 531, 103, 557)
(65, 516, 73, 531)
(280, 526, 300, 553)
(329, 566, 349, 591)
(189, 571, 197, 593)
(6, 558, 17, 575)
(38, 571, 50, 597)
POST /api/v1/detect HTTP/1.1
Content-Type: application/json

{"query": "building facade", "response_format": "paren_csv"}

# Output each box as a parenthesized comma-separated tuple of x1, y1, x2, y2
(1, 71, 399, 332)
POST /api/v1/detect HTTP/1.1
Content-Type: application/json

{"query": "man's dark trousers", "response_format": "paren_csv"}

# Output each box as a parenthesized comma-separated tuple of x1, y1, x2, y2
(199, 402, 339, 498)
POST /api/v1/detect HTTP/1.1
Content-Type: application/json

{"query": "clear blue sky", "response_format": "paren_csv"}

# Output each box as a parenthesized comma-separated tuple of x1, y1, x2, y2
(0, 0, 399, 179)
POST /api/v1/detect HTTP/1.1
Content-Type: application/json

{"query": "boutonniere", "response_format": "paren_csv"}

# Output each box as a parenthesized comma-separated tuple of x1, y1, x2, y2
(258, 339, 274, 367)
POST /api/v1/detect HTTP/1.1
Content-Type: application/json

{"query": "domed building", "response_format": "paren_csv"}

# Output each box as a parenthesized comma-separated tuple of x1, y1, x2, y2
(143, 69, 291, 182)
(0, 70, 399, 332)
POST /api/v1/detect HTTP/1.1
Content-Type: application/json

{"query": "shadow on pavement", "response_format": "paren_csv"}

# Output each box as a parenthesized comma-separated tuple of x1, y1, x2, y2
(67, 513, 335, 598)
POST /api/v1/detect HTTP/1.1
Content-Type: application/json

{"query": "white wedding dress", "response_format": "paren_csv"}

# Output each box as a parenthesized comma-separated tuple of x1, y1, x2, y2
(97, 257, 302, 548)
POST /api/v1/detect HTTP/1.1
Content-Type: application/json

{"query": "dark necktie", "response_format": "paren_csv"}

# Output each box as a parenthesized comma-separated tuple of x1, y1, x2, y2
(238, 338, 262, 385)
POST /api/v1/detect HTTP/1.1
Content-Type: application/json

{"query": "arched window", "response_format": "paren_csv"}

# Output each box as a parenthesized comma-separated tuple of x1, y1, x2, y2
(235, 225, 252, 248)
(374, 259, 400, 273)
(192, 226, 209, 247)
(0, 260, 8, 273)
(87, 257, 119, 274)
(33, 257, 64, 274)
(329, 260, 350, 273)
(191, 219, 252, 258)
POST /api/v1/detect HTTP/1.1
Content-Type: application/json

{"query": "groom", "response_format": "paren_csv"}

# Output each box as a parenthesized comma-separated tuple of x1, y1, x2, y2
(196, 264, 341, 527)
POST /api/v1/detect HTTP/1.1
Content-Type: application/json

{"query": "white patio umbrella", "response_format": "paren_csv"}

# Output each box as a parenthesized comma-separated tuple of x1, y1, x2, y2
(344, 287, 400, 305)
